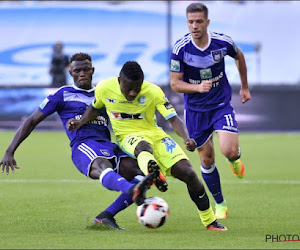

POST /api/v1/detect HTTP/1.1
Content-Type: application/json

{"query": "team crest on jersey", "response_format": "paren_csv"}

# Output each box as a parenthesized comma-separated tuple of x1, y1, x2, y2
(171, 59, 180, 72)
(211, 50, 223, 62)
(106, 98, 116, 103)
(162, 137, 177, 153)
(100, 149, 110, 156)
(137, 96, 146, 104)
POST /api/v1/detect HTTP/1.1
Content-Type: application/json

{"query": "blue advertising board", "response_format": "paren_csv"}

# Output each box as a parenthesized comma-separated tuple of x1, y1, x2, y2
(1, 1, 300, 86)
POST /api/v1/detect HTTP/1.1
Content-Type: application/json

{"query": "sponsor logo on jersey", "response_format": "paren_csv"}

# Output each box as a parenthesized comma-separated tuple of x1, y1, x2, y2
(163, 96, 173, 109)
(200, 68, 212, 79)
(189, 79, 201, 84)
(82, 115, 108, 126)
(74, 114, 108, 126)
(110, 111, 146, 120)
(193, 70, 223, 88)
(211, 49, 223, 62)
(39, 97, 49, 109)
(171, 59, 180, 71)
(106, 98, 116, 103)
(164, 102, 173, 110)
(187, 57, 194, 62)
(119, 101, 133, 104)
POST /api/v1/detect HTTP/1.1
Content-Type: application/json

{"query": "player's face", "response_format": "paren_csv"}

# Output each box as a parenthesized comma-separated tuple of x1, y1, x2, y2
(187, 12, 210, 40)
(118, 76, 142, 101)
(69, 59, 94, 90)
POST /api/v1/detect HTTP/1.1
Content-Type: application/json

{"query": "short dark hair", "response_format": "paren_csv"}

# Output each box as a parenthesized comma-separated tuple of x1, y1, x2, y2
(120, 61, 144, 82)
(70, 53, 92, 63)
(186, 3, 208, 19)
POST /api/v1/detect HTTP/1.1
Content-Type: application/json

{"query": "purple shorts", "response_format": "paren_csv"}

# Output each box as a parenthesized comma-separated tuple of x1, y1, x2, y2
(185, 103, 239, 148)
(71, 139, 129, 177)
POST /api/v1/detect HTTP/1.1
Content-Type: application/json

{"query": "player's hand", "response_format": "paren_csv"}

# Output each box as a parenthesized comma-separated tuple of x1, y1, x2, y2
(66, 118, 82, 131)
(185, 138, 197, 152)
(240, 88, 251, 103)
(197, 80, 212, 93)
(0, 153, 20, 175)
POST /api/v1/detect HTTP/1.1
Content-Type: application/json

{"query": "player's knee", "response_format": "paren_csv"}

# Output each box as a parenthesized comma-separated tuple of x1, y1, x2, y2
(185, 169, 201, 185)
(222, 147, 240, 161)
(119, 158, 143, 181)
(185, 170, 205, 192)
(89, 158, 113, 179)
(89, 168, 100, 179)
(174, 163, 198, 185)
(201, 157, 214, 167)
(134, 140, 153, 156)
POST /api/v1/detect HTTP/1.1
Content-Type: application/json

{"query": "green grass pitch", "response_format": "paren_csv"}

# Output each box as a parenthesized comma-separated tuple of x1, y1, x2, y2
(0, 131, 299, 249)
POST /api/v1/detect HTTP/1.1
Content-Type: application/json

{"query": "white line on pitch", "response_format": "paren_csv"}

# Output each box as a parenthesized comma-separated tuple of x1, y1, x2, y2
(0, 179, 299, 185)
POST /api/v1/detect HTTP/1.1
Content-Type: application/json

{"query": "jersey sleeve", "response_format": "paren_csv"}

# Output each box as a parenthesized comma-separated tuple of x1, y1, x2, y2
(38, 90, 62, 116)
(92, 81, 105, 110)
(170, 43, 184, 73)
(155, 86, 177, 120)
(225, 35, 239, 58)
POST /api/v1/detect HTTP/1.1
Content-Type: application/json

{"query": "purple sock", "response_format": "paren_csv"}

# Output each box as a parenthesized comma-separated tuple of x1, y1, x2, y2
(105, 178, 140, 216)
(100, 169, 133, 194)
(201, 163, 224, 204)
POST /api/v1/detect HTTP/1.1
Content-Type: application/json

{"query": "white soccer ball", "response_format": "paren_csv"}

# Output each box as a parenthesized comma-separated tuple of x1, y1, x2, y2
(136, 196, 169, 229)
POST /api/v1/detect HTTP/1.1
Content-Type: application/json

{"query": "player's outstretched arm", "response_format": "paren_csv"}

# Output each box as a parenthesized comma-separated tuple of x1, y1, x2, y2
(234, 49, 251, 103)
(66, 104, 100, 131)
(167, 116, 196, 152)
(0, 109, 47, 175)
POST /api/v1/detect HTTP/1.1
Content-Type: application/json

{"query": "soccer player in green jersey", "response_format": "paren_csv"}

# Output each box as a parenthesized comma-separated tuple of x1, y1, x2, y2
(67, 61, 227, 230)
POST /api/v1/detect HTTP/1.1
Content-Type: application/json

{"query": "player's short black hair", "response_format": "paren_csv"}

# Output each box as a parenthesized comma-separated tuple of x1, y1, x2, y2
(70, 53, 92, 63)
(120, 61, 144, 82)
(186, 2, 208, 19)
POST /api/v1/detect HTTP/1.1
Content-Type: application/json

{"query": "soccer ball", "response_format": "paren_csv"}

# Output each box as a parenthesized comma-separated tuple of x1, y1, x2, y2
(136, 196, 169, 229)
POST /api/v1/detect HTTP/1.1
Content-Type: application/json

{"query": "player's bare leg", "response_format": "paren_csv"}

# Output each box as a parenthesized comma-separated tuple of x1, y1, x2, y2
(218, 131, 245, 178)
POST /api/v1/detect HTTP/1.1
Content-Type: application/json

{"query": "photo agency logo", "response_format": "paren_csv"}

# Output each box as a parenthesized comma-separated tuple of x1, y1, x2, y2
(265, 234, 300, 243)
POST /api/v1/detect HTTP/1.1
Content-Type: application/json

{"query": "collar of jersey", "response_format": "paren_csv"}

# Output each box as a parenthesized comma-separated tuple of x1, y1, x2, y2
(72, 84, 95, 92)
(191, 30, 211, 52)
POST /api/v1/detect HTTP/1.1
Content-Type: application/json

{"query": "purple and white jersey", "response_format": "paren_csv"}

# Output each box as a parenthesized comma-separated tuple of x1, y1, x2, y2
(38, 85, 111, 147)
(170, 31, 238, 112)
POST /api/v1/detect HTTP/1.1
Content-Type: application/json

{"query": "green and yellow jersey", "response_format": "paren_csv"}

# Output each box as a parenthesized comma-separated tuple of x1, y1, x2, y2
(92, 77, 177, 142)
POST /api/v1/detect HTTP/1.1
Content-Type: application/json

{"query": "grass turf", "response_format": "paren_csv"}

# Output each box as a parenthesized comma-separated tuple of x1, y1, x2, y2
(0, 131, 299, 249)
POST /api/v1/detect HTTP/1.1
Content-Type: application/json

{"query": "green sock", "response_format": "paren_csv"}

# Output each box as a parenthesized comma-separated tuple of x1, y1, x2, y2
(198, 206, 215, 227)
(137, 151, 156, 175)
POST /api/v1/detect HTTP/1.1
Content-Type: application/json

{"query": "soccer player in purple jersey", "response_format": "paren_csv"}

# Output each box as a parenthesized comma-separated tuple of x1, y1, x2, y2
(170, 3, 251, 219)
(0, 53, 155, 230)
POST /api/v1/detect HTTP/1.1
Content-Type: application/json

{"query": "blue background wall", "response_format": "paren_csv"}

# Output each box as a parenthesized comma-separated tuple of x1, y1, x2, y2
(1, 1, 300, 86)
